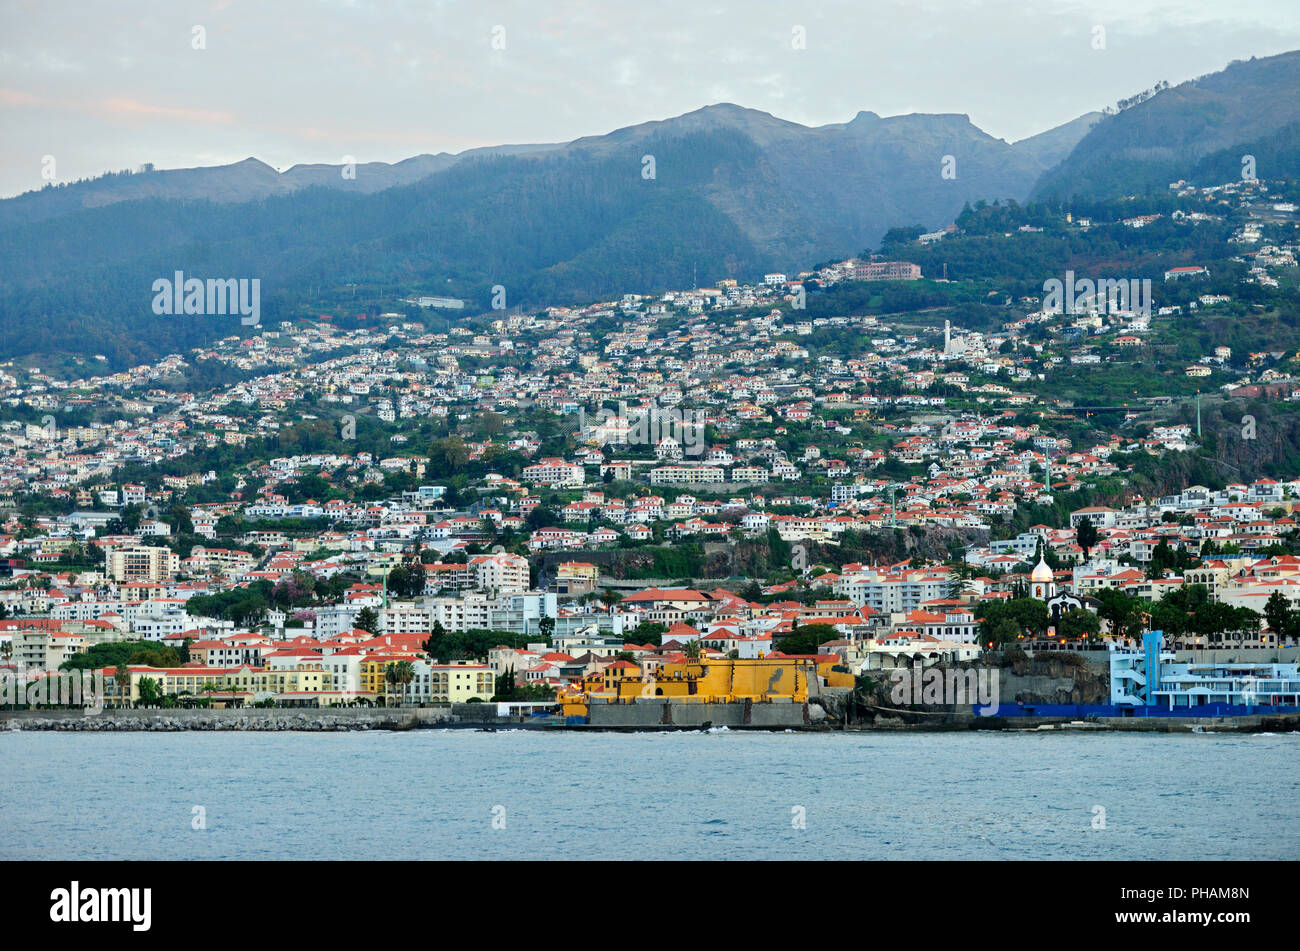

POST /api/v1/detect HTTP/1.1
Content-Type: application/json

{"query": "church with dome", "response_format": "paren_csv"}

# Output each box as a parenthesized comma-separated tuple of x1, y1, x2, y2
(1030, 554, 1056, 601)
(1029, 551, 1091, 629)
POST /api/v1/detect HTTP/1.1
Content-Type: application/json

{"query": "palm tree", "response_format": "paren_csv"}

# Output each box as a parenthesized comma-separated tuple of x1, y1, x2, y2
(390, 660, 416, 706)
(383, 661, 416, 706)
(199, 681, 219, 708)
(114, 662, 130, 708)
(137, 677, 162, 707)
(383, 664, 398, 706)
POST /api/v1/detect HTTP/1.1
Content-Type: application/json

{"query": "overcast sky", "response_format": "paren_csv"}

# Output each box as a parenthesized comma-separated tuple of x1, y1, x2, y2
(2, 0, 1297, 198)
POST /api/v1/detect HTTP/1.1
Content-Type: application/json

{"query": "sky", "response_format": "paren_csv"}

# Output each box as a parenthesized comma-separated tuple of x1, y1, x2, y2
(2, 0, 1298, 198)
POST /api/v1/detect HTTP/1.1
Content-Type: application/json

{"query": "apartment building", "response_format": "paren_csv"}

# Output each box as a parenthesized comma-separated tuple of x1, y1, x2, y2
(649, 465, 725, 485)
(471, 552, 530, 594)
(408, 660, 496, 703)
(522, 458, 585, 487)
(835, 571, 950, 614)
(851, 260, 921, 281)
(9, 629, 85, 670)
(186, 546, 256, 574)
(106, 545, 180, 583)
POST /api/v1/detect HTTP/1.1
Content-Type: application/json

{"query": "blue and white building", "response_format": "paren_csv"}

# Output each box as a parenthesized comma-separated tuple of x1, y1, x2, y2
(1111, 630, 1300, 709)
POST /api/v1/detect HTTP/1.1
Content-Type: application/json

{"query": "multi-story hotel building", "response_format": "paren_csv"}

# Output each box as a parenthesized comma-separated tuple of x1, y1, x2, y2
(106, 546, 180, 583)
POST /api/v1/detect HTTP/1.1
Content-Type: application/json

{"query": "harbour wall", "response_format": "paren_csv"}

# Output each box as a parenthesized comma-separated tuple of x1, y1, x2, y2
(583, 698, 819, 729)
(2, 707, 453, 731)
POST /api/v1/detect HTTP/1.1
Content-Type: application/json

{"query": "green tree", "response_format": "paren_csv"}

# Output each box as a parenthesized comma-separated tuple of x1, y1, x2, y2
(1264, 591, 1300, 641)
(1057, 608, 1101, 641)
(385, 660, 416, 706)
(1075, 516, 1098, 558)
(354, 607, 379, 635)
(977, 598, 1050, 643)
(386, 565, 425, 600)
(1095, 588, 1146, 640)
(62, 640, 179, 671)
(428, 437, 470, 478)
(990, 617, 1019, 646)
(526, 507, 557, 531)
(137, 677, 162, 707)
(167, 504, 194, 535)
(492, 666, 517, 701)
(1150, 584, 1211, 641)
(777, 623, 839, 655)
(631, 621, 667, 645)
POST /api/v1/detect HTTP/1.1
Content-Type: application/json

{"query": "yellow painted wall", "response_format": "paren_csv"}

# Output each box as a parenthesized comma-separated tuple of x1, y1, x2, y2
(610, 657, 811, 703)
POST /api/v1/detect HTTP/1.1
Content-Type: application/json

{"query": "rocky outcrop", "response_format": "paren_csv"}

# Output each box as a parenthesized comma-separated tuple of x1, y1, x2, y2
(841, 652, 1110, 726)
(997, 651, 1109, 705)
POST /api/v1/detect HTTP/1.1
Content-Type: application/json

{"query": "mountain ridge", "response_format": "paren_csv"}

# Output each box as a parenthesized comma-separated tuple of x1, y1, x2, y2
(1033, 49, 1300, 200)
(1, 103, 1092, 230)
(1, 50, 1295, 370)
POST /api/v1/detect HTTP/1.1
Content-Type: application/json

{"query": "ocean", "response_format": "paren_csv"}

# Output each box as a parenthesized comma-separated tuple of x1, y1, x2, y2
(3, 729, 1295, 860)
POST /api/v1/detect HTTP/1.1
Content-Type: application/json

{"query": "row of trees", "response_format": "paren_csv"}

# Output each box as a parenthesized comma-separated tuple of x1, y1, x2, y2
(61, 640, 187, 671)
(419, 623, 546, 663)
(976, 584, 1265, 646)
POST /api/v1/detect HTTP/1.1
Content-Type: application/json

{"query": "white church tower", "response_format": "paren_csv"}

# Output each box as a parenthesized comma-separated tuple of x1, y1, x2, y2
(1030, 555, 1056, 601)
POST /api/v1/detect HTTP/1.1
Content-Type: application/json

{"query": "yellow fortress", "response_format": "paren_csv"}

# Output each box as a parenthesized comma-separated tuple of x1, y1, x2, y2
(559, 656, 817, 718)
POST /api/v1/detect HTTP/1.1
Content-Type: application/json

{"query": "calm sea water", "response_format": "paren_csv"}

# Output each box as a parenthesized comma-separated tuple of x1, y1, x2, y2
(2, 729, 1296, 860)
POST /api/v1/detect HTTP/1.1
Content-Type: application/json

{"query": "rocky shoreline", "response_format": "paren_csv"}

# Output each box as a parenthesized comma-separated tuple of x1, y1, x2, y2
(3, 710, 446, 732)
(6, 707, 1299, 734)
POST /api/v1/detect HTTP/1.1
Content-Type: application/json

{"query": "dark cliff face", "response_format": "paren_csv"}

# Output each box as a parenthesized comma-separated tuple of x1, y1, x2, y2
(997, 652, 1110, 705)
(837, 652, 1110, 725)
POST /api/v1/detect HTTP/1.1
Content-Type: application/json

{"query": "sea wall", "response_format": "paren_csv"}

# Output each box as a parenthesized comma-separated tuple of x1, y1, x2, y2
(584, 698, 819, 729)
(2, 707, 452, 732)
(973, 712, 1300, 732)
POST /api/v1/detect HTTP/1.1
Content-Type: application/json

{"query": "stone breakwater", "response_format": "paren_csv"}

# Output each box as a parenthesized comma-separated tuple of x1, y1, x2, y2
(3, 709, 450, 732)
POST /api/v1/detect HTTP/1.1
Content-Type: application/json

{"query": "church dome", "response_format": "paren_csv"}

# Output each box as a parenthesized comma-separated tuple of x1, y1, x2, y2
(1031, 557, 1053, 583)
